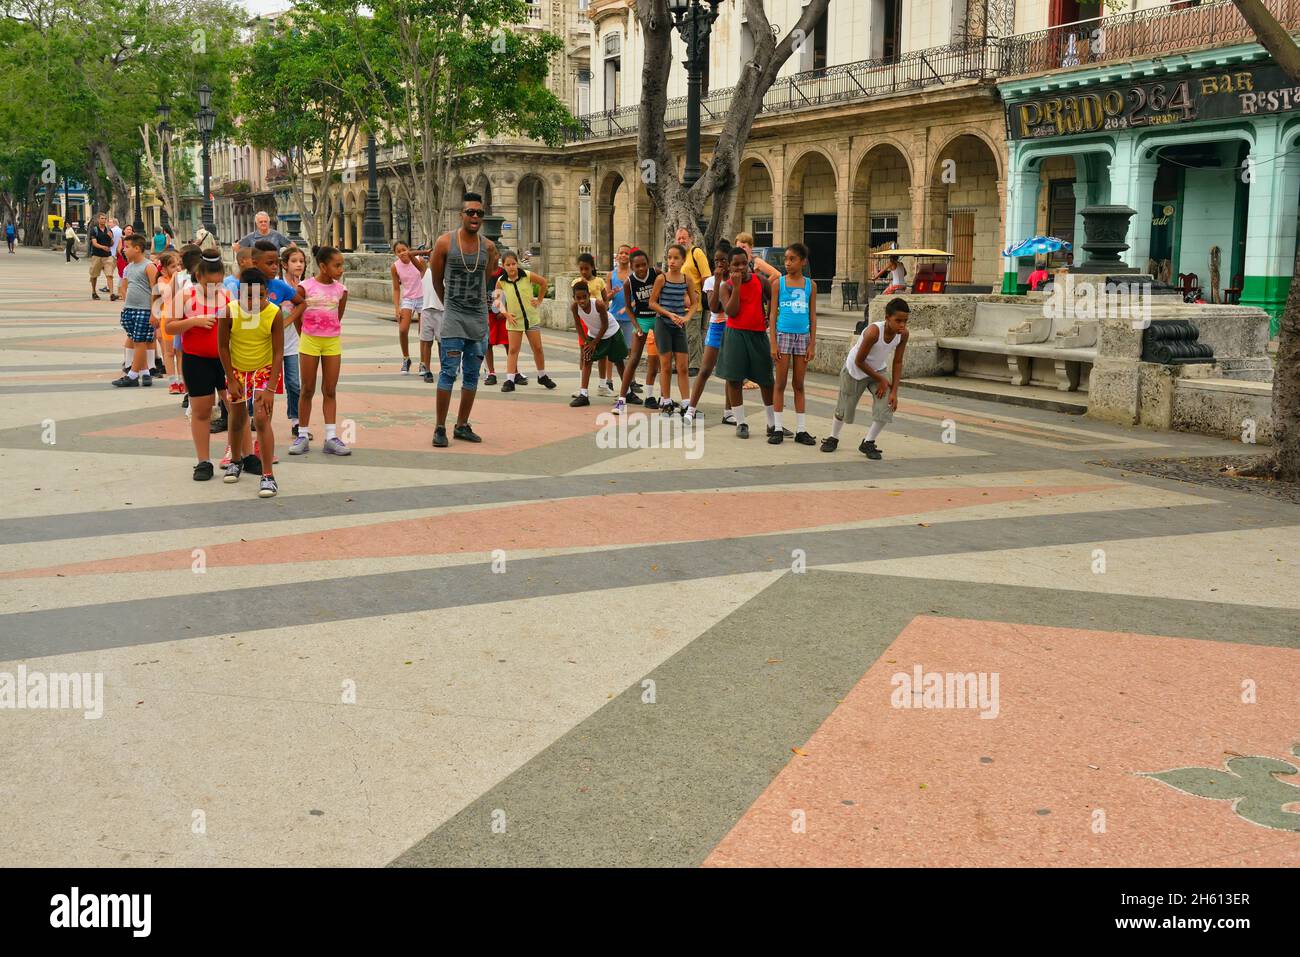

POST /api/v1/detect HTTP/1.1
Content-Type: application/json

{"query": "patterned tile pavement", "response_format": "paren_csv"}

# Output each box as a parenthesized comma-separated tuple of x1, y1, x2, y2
(1, 250, 1297, 867)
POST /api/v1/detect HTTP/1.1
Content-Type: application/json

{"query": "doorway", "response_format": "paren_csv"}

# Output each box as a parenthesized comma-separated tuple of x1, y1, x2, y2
(803, 214, 837, 294)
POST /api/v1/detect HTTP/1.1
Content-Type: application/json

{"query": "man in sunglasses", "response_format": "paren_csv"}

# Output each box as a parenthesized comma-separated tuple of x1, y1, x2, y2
(428, 192, 498, 447)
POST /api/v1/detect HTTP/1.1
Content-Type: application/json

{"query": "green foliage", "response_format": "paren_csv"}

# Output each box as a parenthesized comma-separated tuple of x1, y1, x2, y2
(0, 0, 243, 212)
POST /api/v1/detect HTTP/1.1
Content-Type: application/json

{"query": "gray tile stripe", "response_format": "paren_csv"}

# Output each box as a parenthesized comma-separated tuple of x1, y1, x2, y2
(1, 504, 1290, 661)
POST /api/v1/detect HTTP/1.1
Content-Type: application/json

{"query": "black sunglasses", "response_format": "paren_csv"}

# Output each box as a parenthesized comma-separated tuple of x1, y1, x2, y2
(462, 208, 484, 217)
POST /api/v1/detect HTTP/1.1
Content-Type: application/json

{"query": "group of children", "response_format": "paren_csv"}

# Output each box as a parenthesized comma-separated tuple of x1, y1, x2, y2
(107, 226, 910, 485)
(565, 239, 911, 458)
(111, 235, 354, 497)
(386, 234, 914, 459)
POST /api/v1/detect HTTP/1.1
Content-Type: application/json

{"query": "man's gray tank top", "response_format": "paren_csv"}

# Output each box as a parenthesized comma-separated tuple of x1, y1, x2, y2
(440, 231, 488, 340)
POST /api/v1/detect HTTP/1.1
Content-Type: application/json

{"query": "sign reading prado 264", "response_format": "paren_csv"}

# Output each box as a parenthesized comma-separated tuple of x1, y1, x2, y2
(1006, 62, 1300, 140)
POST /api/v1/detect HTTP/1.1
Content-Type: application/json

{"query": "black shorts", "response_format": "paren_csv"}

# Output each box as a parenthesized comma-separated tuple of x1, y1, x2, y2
(654, 316, 689, 354)
(182, 353, 226, 398)
(714, 328, 775, 386)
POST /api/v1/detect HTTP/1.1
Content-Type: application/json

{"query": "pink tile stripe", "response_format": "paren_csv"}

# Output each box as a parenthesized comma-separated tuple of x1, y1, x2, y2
(705, 616, 1300, 867)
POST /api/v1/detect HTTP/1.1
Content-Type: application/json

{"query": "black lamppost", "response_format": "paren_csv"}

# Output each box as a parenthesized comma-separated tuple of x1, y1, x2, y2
(669, 0, 721, 191)
(196, 83, 217, 241)
(132, 153, 145, 234)
(362, 130, 387, 252)
(157, 99, 172, 237)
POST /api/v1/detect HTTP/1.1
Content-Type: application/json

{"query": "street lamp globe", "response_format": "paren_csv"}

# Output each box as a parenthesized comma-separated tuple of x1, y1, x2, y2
(157, 99, 171, 125)
(197, 82, 211, 111)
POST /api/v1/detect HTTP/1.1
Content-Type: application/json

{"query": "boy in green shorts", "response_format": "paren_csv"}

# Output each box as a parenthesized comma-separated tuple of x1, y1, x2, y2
(568, 281, 628, 406)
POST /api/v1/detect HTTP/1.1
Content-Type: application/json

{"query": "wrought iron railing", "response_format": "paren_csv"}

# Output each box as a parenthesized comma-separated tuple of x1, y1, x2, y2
(567, 40, 1002, 142)
(1000, 0, 1300, 76)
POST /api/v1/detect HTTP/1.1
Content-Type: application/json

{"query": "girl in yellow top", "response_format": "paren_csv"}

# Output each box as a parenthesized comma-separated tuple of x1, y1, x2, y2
(219, 267, 284, 497)
(496, 251, 554, 392)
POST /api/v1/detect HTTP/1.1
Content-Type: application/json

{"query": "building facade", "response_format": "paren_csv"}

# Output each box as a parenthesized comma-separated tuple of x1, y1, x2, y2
(999, 0, 1300, 333)
(446, 0, 1012, 298)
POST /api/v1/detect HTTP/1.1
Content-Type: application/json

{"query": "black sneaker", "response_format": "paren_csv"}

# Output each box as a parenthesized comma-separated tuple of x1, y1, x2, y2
(181, 394, 190, 409)
(537, 374, 557, 390)
(514, 373, 529, 386)
(722, 412, 736, 426)
(111, 374, 138, 387)
(766, 426, 794, 438)
(222, 461, 243, 483)
(432, 427, 449, 448)
(152, 359, 166, 376)
(92, 293, 101, 300)
(209, 415, 227, 434)
(291, 423, 299, 437)
(629, 381, 643, 394)
(644, 396, 659, 410)
(242, 453, 263, 475)
(767, 430, 784, 445)
(420, 366, 434, 383)
(688, 367, 699, 377)
(193, 461, 214, 481)
(453, 423, 482, 443)
(501, 378, 515, 393)
(860, 439, 883, 460)
(625, 392, 643, 405)
(820, 436, 839, 453)
(736, 423, 750, 439)
(483, 373, 497, 386)
(140, 373, 152, 387)
(794, 431, 816, 446)
(569, 394, 591, 407)
(400, 358, 412, 375)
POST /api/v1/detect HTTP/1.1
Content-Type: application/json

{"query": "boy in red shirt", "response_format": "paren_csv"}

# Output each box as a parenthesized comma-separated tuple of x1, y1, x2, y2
(711, 249, 776, 439)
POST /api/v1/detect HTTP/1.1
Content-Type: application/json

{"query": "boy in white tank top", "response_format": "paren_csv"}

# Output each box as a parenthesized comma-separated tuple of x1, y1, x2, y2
(822, 297, 910, 459)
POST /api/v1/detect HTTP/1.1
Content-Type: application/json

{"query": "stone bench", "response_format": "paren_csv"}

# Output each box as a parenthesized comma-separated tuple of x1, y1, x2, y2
(937, 302, 1097, 391)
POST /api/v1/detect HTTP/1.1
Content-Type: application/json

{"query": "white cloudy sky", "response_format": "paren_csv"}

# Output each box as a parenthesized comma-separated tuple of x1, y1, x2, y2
(239, 0, 292, 15)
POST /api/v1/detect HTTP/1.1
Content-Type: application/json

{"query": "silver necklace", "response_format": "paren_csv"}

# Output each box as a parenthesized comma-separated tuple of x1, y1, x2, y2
(457, 230, 483, 274)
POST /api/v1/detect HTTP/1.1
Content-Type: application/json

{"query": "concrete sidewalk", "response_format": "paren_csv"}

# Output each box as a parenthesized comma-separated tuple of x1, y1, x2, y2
(2, 248, 1297, 867)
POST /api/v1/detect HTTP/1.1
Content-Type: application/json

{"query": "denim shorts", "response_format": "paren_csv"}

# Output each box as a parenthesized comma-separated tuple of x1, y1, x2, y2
(438, 335, 485, 391)
(705, 320, 726, 350)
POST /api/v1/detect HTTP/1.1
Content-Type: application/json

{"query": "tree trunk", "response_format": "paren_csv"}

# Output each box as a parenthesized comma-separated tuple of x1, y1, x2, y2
(634, 0, 831, 250)
(20, 175, 41, 246)
(1230, 0, 1299, 478)
(92, 141, 131, 222)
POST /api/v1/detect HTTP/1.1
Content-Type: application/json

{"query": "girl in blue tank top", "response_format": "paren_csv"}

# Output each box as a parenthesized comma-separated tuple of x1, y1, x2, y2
(768, 243, 818, 446)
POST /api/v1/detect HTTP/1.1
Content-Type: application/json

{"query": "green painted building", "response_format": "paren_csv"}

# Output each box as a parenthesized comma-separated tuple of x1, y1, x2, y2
(999, 42, 1299, 335)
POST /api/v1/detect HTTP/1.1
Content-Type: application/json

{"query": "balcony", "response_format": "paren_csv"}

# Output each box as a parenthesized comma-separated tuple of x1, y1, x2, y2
(1001, 0, 1300, 76)
(568, 40, 1003, 142)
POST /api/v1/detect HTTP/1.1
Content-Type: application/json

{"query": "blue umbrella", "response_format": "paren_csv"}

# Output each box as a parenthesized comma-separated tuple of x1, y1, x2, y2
(1003, 236, 1072, 257)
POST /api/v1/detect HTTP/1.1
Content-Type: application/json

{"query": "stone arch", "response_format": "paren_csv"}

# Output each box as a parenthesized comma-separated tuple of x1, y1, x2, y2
(930, 126, 1005, 185)
(470, 172, 493, 213)
(928, 132, 1002, 287)
(596, 168, 630, 269)
(517, 174, 546, 254)
(849, 142, 915, 288)
(783, 146, 840, 292)
(734, 155, 775, 247)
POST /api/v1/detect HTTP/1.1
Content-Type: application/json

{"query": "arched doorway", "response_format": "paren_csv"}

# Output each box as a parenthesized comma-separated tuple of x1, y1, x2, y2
(784, 149, 839, 293)
(930, 133, 1002, 287)
(734, 157, 774, 248)
(596, 170, 630, 269)
(849, 143, 913, 287)
(518, 175, 545, 256)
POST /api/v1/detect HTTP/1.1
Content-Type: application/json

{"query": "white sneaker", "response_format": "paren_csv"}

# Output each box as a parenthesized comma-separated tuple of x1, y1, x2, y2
(597, 382, 613, 397)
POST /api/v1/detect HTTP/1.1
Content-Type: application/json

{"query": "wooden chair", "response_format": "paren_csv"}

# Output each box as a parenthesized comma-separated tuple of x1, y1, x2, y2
(1223, 274, 1243, 304)
(1177, 272, 1200, 303)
